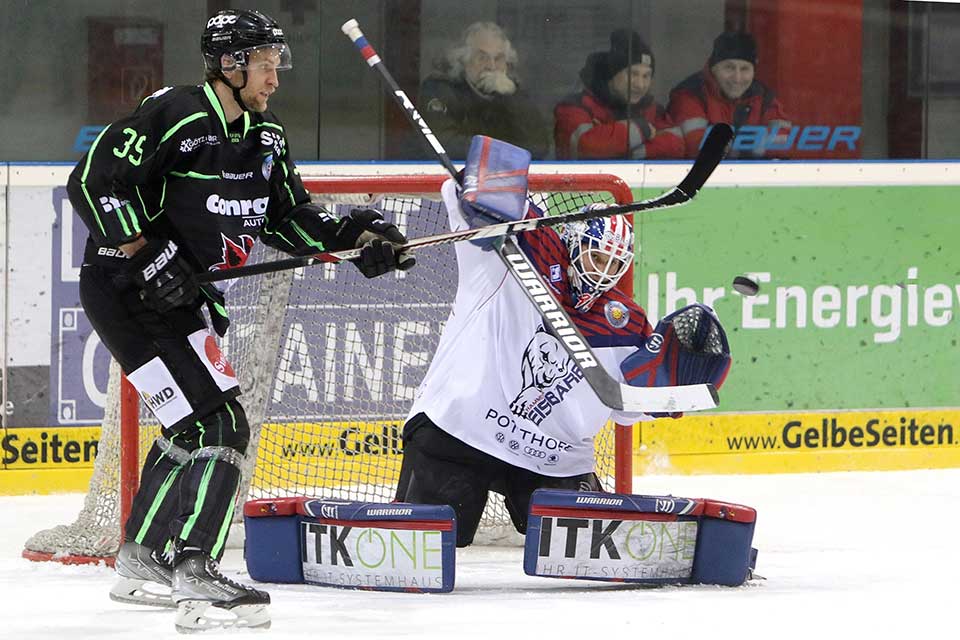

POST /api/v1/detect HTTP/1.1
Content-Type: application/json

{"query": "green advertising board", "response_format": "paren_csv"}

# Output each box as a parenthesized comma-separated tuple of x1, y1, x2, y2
(633, 185, 960, 412)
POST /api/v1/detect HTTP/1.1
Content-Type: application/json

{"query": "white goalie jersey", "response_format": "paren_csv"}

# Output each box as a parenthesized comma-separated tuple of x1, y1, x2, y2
(407, 181, 654, 477)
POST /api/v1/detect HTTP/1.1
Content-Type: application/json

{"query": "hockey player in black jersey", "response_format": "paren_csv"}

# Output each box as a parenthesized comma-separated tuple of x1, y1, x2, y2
(67, 9, 413, 633)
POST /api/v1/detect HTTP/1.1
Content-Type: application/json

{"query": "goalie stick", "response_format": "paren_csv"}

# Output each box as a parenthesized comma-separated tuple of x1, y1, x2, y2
(195, 122, 731, 284)
(498, 236, 718, 412)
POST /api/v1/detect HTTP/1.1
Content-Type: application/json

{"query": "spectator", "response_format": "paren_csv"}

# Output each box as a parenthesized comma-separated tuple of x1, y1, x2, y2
(668, 31, 791, 158)
(555, 30, 683, 160)
(415, 22, 550, 159)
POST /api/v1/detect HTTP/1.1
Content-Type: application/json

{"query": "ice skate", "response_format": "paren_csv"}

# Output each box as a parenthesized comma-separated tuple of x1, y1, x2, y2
(110, 541, 175, 608)
(172, 548, 270, 633)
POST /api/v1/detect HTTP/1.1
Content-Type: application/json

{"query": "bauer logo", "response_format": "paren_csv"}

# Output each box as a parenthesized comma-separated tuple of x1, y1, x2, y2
(702, 124, 861, 153)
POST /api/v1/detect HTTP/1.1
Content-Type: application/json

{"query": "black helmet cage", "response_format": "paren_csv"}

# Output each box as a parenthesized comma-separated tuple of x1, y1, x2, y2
(201, 9, 290, 74)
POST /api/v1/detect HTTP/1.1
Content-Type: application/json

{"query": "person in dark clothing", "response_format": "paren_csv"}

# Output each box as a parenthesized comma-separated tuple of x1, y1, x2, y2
(67, 9, 413, 632)
(668, 31, 791, 159)
(555, 30, 683, 160)
(415, 22, 550, 160)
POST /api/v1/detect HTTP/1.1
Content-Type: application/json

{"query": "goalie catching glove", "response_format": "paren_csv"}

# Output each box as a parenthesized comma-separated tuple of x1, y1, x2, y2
(335, 208, 416, 278)
(620, 303, 731, 418)
(128, 237, 200, 313)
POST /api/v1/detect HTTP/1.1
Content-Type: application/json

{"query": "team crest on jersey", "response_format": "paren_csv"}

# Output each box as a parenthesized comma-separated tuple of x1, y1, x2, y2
(209, 233, 256, 271)
(261, 154, 274, 180)
(604, 300, 630, 328)
(508, 325, 585, 426)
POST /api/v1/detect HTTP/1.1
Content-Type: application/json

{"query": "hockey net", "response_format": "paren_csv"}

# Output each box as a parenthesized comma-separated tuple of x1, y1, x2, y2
(23, 173, 636, 563)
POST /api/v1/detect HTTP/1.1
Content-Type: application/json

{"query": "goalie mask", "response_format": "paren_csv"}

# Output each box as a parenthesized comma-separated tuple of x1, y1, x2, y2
(202, 10, 292, 79)
(562, 211, 634, 312)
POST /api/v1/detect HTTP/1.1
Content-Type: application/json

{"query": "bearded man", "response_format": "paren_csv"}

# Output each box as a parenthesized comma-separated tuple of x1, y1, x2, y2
(414, 22, 550, 159)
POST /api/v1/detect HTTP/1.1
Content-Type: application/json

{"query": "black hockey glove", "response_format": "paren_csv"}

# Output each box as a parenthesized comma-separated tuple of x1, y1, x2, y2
(336, 208, 416, 278)
(128, 237, 200, 313)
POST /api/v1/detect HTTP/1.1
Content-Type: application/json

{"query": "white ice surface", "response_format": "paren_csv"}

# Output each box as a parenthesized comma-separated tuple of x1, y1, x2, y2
(3, 469, 957, 639)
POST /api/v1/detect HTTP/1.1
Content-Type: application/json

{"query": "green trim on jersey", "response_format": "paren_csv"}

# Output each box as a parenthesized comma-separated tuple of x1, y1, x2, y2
(169, 170, 219, 180)
(290, 221, 326, 251)
(79, 125, 113, 238)
(203, 82, 229, 140)
(159, 111, 208, 145)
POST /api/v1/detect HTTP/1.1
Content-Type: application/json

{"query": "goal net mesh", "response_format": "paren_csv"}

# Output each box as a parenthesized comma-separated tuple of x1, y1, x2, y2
(23, 174, 633, 560)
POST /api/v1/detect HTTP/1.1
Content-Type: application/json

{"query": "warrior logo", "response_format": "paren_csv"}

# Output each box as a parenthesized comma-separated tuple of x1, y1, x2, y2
(509, 325, 583, 424)
(209, 233, 255, 271)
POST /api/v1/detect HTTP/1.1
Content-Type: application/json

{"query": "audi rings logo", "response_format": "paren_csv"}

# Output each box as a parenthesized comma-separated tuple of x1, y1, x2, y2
(207, 13, 238, 29)
(645, 332, 664, 353)
(509, 440, 520, 450)
(523, 446, 546, 459)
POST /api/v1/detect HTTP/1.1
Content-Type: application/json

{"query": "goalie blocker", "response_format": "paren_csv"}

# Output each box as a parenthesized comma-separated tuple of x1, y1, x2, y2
(524, 489, 757, 586)
(244, 498, 456, 593)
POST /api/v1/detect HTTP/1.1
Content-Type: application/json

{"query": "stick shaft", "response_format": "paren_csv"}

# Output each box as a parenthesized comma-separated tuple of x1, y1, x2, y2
(341, 19, 458, 177)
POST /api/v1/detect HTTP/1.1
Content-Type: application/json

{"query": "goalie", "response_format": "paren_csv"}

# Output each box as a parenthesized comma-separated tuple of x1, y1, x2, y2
(395, 137, 731, 547)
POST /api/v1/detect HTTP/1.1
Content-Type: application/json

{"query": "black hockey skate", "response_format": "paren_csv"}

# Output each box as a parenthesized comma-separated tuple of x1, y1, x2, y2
(110, 541, 175, 608)
(172, 547, 270, 633)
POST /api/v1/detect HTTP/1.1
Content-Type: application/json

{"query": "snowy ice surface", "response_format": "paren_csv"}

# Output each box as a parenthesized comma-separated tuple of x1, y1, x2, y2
(3, 469, 956, 639)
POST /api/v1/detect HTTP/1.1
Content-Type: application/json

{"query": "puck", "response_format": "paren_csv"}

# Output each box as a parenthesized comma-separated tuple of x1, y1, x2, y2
(732, 275, 760, 296)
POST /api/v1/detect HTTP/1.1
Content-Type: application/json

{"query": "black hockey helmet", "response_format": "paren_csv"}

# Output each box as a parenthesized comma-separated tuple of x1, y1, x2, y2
(201, 9, 292, 73)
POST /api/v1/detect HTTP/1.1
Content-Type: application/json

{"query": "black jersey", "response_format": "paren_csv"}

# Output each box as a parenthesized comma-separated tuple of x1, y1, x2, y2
(68, 81, 339, 277)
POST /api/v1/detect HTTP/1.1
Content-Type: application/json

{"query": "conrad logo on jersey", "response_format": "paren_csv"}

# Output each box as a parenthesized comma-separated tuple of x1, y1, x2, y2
(508, 325, 585, 426)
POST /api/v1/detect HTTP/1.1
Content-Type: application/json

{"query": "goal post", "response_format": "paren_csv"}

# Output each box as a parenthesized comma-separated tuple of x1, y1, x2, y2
(23, 173, 637, 564)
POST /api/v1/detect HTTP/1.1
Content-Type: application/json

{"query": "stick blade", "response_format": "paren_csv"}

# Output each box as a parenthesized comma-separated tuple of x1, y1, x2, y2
(676, 123, 733, 198)
(618, 382, 719, 414)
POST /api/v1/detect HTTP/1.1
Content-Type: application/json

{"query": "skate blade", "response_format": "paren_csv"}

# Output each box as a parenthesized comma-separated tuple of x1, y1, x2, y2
(175, 600, 271, 634)
(110, 577, 175, 608)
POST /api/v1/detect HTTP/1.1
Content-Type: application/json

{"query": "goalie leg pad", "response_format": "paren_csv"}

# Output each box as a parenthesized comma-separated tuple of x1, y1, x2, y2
(524, 489, 757, 586)
(244, 497, 457, 593)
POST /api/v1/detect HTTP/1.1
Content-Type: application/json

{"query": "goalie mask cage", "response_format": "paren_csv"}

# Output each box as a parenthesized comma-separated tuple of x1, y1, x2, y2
(23, 173, 636, 564)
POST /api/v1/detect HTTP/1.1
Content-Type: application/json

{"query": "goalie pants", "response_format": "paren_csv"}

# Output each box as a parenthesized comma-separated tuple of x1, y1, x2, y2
(80, 265, 246, 557)
(395, 412, 601, 547)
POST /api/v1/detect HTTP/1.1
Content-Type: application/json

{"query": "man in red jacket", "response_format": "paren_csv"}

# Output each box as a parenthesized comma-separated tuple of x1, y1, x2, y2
(668, 31, 791, 159)
(554, 30, 683, 160)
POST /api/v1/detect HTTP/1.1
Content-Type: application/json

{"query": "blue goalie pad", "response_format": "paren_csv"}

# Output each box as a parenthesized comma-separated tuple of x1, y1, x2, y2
(620, 303, 731, 417)
(243, 497, 457, 593)
(523, 489, 757, 586)
(460, 135, 531, 230)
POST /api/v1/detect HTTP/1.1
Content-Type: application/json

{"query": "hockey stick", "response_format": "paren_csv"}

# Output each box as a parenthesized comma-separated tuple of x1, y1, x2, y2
(340, 18, 458, 177)
(196, 121, 731, 284)
(499, 237, 718, 413)
(336, 18, 719, 414)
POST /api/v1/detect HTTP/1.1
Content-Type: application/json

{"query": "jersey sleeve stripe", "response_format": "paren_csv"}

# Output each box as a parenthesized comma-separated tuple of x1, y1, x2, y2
(124, 202, 142, 235)
(279, 162, 297, 204)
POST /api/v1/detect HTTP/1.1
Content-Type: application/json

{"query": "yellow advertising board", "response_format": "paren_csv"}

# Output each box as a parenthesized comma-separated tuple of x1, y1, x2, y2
(635, 409, 960, 474)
